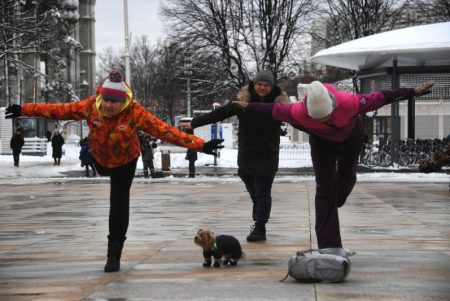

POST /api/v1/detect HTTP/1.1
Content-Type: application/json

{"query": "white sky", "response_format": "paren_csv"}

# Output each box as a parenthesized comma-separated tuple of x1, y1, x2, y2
(95, 0, 167, 53)
(0, 143, 448, 185)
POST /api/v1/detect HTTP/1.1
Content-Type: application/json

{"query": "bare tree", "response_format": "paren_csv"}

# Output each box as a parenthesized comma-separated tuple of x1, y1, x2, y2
(412, 0, 450, 22)
(313, 0, 409, 48)
(129, 36, 158, 107)
(161, 0, 315, 91)
(96, 47, 125, 82)
(310, 0, 410, 90)
(150, 41, 186, 123)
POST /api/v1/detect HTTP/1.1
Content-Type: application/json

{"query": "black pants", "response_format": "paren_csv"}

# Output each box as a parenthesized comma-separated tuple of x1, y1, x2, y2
(13, 152, 20, 166)
(142, 159, 155, 176)
(309, 119, 365, 249)
(84, 163, 96, 176)
(238, 168, 275, 225)
(188, 159, 196, 176)
(94, 158, 138, 244)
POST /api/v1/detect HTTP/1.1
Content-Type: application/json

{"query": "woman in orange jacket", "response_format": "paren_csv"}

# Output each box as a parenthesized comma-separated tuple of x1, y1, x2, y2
(5, 70, 223, 272)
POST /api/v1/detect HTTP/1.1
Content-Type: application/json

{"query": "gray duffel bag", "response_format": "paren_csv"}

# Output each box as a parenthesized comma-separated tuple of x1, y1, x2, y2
(280, 249, 352, 283)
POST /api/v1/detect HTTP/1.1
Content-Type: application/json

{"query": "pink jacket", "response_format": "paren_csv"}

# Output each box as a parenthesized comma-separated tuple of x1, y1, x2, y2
(249, 84, 415, 143)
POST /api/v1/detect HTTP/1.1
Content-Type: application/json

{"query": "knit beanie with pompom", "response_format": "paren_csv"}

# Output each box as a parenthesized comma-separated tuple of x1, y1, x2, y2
(101, 70, 127, 102)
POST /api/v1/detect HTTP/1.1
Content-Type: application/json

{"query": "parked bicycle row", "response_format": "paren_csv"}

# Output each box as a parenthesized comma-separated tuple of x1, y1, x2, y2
(359, 137, 448, 168)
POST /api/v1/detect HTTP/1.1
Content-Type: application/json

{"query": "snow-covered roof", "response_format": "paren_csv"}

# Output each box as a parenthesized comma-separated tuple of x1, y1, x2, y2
(311, 22, 450, 71)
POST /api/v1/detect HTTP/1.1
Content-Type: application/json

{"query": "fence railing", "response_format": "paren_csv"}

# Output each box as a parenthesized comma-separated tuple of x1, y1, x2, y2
(22, 137, 47, 156)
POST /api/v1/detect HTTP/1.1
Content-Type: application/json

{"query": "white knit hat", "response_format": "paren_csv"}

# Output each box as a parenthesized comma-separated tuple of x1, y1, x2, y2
(306, 81, 335, 119)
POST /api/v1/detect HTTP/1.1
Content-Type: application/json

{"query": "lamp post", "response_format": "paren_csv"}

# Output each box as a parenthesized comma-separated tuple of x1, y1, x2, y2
(123, 0, 131, 85)
(184, 56, 192, 117)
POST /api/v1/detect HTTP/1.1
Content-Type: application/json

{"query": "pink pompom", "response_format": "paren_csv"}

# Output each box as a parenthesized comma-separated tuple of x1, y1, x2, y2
(109, 70, 123, 83)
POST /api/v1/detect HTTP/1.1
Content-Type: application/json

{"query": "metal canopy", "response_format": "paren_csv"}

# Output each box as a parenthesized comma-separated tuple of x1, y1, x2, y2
(311, 22, 450, 71)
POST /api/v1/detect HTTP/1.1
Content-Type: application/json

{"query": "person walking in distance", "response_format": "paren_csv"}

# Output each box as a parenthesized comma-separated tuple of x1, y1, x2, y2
(138, 132, 157, 178)
(179, 70, 289, 242)
(79, 137, 96, 177)
(51, 130, 65, 166)
(10, 128, 24, 167)
(180, 127, 197, 178)
(4, 70, 223, 272)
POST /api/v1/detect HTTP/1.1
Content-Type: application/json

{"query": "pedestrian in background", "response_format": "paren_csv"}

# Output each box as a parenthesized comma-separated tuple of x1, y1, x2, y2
(138, 132, 157, 178)
(180, 70, 289, 242)
(79, 137, 96, 177)
(183, 128, 197, 178)
(51, 130, 65, 166)
(234, 80, 434, 254)
(4, 70, 223, 273)
(10, 128, 24, 167)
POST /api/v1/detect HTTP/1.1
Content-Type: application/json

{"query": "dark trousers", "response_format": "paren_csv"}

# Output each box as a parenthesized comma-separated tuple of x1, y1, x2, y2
(188, 159, 196, 176)
(94, 158, 137, 244)
(84, 163, 96, 176)
(13, 152, 20, 166)
(238, 168, 275, 225)
(309, 119, 364, 249)
(142, 159, 155, 176)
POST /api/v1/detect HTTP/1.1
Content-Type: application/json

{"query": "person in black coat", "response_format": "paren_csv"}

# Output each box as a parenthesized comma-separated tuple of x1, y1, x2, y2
(138, 132, 157, 178)
(79, 138, 96, 177)
(51, 130, 65, 166)
(179, 70, 289, 242)
(181, 127, 198, 178)
(10, 128, 25, 167)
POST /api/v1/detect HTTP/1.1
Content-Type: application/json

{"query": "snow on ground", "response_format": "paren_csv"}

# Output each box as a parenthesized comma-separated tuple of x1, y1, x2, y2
(0, 143, 448, 185)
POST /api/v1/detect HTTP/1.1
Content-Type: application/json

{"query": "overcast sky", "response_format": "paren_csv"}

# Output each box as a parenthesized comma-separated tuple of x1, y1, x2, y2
(95, 0, 167, 53)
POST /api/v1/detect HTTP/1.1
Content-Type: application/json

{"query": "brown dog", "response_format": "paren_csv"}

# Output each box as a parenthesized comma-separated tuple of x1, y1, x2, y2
(194, 229, 243, 268)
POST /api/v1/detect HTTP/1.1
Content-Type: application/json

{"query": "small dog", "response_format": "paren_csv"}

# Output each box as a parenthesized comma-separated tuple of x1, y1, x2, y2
(194, 228, 243, 268)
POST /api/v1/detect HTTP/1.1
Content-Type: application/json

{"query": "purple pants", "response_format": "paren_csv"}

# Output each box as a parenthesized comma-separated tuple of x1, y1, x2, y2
(309, 119, 364, 249)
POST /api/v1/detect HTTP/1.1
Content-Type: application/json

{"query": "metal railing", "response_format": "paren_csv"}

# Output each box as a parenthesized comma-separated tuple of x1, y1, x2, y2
(22, 137, 47, 156)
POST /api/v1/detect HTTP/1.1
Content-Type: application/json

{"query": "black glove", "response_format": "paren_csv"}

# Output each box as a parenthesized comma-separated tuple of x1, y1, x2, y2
(5, 104, 22, 119)
(202, 138, 224, 156)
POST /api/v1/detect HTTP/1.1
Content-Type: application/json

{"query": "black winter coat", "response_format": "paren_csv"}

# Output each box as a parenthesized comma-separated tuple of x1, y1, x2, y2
(191, 82, 288, 176)
(51, 134, 65, 159)
(10, 133, 25, 154)
(183, 128, 197, 161)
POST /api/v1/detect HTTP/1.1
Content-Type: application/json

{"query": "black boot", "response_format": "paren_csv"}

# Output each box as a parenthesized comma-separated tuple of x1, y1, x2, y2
(247, 223, 266, 242)
(104, 241, 123, 272)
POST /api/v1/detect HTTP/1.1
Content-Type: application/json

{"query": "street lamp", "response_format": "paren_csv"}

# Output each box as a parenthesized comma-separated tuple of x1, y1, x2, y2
(123, 0, 131, 85)
(184, 56, 192, 117)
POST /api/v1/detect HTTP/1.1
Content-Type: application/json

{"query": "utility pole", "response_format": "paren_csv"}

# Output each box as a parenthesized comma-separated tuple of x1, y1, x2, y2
(123, 0, 131, 85)
(185, 55, 192, 117)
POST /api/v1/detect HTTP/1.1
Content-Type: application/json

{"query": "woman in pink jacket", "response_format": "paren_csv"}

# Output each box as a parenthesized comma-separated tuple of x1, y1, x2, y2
(236, 80, 433, 254)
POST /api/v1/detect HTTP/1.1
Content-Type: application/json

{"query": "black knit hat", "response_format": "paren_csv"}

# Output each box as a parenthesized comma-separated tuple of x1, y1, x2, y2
(254, 70, 274, 87)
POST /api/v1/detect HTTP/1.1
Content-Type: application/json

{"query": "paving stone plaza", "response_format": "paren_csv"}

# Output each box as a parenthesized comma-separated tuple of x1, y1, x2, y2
(0, 177, 449, 301)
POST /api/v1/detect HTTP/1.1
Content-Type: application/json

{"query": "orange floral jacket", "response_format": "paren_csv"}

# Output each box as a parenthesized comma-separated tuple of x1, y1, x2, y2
(21, 96, 205, 168)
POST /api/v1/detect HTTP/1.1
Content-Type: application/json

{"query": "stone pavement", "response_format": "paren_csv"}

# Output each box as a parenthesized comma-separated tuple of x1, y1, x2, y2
(0, 177, 449, 301)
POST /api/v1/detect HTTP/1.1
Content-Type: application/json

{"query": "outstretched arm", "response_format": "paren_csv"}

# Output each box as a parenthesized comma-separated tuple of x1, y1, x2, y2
(5, 99, 92, 120)
(358, 81, 434, 114)
(190, 102, 239, 129)
(234, 101, 302, 127)
(232, 101, 275, 117)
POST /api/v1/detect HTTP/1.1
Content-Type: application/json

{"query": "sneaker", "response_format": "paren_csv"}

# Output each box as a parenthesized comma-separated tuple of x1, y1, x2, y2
(247, 224, 266, 242)
(319, 247, 356, 257)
